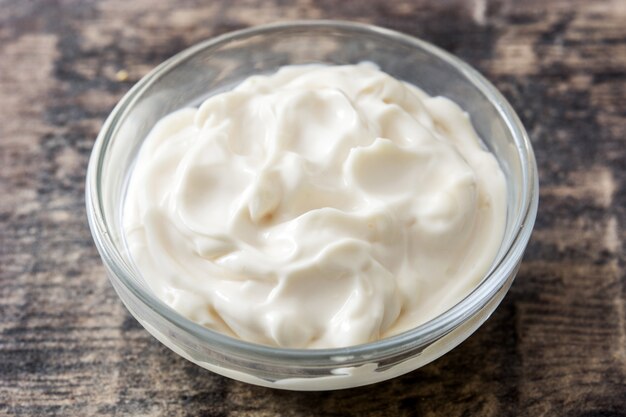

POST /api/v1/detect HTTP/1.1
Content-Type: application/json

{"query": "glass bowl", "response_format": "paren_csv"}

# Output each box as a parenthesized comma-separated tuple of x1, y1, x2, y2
(86, 20, 538, 390)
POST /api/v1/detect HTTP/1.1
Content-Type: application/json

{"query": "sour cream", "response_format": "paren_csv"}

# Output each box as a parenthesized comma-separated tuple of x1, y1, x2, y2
(123, 63, 506, 349)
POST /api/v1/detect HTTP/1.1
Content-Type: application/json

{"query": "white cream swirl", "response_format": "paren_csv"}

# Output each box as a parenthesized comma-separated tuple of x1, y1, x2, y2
(123, 63, 506, 348)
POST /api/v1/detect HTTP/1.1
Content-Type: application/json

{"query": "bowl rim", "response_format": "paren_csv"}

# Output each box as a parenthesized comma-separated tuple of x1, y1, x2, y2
(86, 19, 538, 362)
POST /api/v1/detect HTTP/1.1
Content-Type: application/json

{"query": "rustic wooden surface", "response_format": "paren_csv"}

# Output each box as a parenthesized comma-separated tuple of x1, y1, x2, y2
(1, 0, 625, 415)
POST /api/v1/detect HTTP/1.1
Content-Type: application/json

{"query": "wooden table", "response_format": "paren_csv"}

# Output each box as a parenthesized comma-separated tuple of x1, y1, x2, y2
(1, 0, 625, 415)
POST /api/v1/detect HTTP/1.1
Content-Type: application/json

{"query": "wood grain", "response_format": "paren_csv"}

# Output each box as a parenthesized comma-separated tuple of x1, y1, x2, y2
(1, 0, 625, 415)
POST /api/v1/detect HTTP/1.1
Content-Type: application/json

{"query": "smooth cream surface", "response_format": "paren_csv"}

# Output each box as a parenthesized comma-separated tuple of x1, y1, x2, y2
(123, 63, 506, 348)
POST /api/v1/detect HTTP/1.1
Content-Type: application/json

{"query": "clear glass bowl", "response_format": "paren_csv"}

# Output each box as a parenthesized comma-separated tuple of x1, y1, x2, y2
(86, 21, 538, 390)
